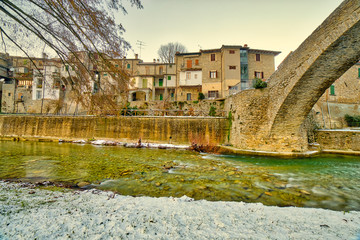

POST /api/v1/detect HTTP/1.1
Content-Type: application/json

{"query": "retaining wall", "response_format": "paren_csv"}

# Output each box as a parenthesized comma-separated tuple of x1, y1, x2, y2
(316, 129, 360, 152)
(0, 115, 229, 145)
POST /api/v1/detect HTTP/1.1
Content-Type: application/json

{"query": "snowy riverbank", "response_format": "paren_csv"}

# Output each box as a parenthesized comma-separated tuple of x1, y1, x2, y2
(0, 181, 359, 240)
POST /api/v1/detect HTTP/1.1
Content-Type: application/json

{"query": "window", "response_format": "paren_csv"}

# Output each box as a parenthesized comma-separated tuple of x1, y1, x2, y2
(127, 64, 131, 69)
(241, 65, 248, 74)
(103, 73, 107, 76)
(160, 94, 163, 101)
(36, 90, 42, 100)
(358, 68, 360, 78)
(254, 71, 264, 79)
(142, 79, 148, 88)
(195, 59, 199, 65)
(330, 85, 335, 95)
(159, 79, 163, 87)
(54, 79, 60, 89)
(256, 54, 261, 61)
(210, 71, 217, 78)
(208, 91, 219, 99)
(194, 74, 198, 79)
(211, 54, 215, 61)
(229, 66, 236, 70)
(167, 76, 171, 80)
(145, 67, 150, 75)
(37, 78, 43, 88)
(229, 50, 235, 54)
(159, 67, 163, 74)
(8, 93, 11, 97)
(186, 60, 192, 68)
(186, 72, 191, 80)
(115, 64, 119, 68)
(187, 93, 191, 100)
(171, 92, 174, 98)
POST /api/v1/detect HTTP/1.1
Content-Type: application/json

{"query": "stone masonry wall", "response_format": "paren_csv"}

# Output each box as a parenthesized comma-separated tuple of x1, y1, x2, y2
(316, 130, 360, 151)
(0, 115, 229, 145)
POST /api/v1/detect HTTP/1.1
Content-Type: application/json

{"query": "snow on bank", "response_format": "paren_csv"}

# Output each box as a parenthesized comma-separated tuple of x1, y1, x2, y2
(0, 182, 359, 240)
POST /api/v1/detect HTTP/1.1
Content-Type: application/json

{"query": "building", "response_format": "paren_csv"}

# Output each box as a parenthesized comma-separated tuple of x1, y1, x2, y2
(126, 58, 176, 102)
(175, 45, 280, 101)
(313, 61, 360, 128)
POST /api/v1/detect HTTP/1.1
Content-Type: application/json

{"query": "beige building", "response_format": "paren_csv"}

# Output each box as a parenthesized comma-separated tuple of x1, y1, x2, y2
(175, 45, 280, 101)
(127, 59, 176, 102)
(313, 62, 360, 128)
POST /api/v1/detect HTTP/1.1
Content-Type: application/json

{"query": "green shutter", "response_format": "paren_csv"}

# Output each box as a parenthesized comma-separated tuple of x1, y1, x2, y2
(330, 85, 335, 95)
(127, 64, 130, 69)
(159, 79, 163, 87)
(168, 76, 171, 80)
(160, 94, 163, 100)
(358, 68, 360, 78)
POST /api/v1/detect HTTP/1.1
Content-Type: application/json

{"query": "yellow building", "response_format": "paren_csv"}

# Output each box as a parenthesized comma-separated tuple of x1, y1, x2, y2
(175, 45, 280, 101)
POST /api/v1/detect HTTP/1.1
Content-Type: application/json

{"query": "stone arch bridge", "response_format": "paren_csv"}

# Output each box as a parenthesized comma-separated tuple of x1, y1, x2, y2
(226, 0, 360, 153)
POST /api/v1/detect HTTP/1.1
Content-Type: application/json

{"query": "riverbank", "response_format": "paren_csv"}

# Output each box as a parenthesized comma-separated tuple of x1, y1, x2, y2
(0, 181, 359, 239)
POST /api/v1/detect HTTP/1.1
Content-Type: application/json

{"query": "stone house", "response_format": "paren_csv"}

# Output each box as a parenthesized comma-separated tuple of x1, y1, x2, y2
(175, 45, 280, 101)
(313, 61, 360, 128)
(127, 59, 176, 102)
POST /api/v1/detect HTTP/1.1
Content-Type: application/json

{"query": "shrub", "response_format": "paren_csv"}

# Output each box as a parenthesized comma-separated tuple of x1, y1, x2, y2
(253, 78, 267, 89)
(198, 92, 205, 100)
(345, 114, 360, 127)
(209, 105, 217, 117)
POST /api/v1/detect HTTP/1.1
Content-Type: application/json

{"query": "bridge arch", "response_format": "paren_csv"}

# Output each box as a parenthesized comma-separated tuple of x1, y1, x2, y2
(226, 0, 360, 153)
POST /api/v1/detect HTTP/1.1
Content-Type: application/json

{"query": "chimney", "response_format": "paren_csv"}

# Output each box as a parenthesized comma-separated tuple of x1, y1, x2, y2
(135, 54, 138, 59)
(244, 44, 248, 48)
(153, 59, 156, 63)
(157, 59, 160, 63)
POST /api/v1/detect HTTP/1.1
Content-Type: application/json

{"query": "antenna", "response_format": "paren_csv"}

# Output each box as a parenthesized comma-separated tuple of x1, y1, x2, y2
(136, 40, 146, 59)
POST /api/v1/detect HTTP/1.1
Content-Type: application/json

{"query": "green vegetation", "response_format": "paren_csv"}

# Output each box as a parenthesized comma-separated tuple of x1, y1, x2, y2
(198, 92, 205, 101)
(345, 114, 360, 127)
(209, 105, 217, 117)
(227, 111, 233, 142)
(120, 103, 141, 116)
(253, 78, 267, 89)
(192, 101, 199, 104)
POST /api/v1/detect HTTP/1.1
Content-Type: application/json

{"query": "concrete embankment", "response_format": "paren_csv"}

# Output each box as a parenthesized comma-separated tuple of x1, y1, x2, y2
(0, 115, 229, 145)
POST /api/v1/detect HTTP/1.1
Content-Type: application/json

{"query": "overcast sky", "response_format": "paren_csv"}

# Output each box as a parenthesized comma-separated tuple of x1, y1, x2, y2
(120, 0, 343, 67)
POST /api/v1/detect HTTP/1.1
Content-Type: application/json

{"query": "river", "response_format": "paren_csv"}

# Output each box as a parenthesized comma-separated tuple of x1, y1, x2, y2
(0, 141, 359, 211)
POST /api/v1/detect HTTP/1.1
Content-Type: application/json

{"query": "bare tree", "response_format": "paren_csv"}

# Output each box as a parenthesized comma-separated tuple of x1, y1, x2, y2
(157, 42, 187, 64)
(0, 0, 143, 114)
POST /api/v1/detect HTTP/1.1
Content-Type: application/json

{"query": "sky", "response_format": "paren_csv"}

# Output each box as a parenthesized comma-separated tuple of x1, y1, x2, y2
(119, 0, 343, 67)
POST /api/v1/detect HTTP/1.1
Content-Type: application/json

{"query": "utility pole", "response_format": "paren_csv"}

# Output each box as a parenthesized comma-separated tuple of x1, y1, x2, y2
(136, 40, 146, 59)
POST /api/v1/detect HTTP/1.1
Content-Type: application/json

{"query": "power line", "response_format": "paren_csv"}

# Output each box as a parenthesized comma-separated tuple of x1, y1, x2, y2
(136, 40, 146, 59)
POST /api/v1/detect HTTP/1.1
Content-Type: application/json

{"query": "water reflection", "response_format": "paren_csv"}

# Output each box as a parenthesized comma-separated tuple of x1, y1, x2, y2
(0, 141, 359, 211)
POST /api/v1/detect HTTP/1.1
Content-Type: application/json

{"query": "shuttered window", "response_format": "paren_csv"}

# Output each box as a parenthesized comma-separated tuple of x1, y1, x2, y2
(210, 71, 217, 78)
(330, 85, 335, 95)
(187, 60, 192, 68)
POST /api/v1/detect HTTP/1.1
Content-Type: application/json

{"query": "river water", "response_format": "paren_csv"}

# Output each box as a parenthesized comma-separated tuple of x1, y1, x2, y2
(0, 141, 359, 211)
